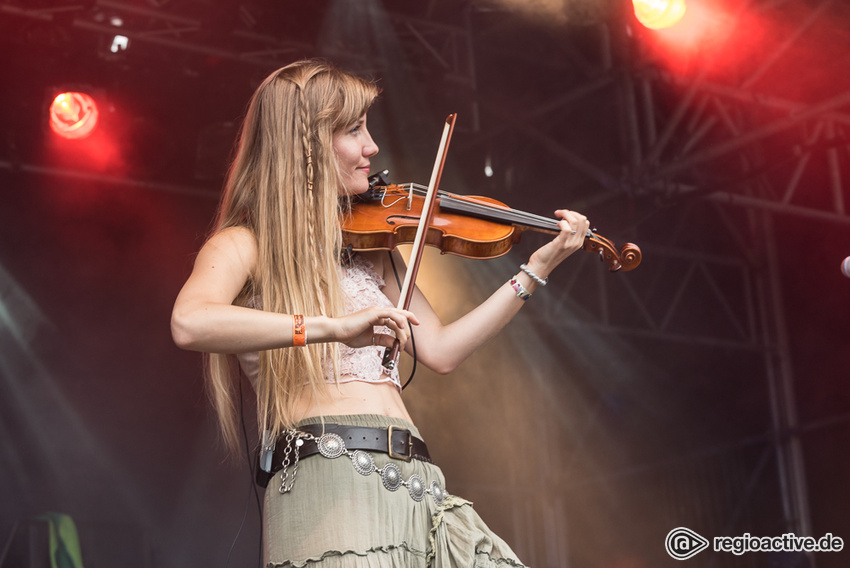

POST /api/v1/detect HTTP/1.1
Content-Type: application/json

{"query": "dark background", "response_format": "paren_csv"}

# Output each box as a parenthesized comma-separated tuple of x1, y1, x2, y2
(1, 1, 849, 567)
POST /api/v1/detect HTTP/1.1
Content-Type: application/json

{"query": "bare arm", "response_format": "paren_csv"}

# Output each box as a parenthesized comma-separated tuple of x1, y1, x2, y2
(171, 227, 418, 354)
(381, 209, 589, 374)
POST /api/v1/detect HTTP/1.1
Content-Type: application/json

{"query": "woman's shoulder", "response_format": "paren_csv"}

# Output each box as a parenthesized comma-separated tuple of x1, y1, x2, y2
(208, 226, 258, 250)
(201, 226, 259, 272)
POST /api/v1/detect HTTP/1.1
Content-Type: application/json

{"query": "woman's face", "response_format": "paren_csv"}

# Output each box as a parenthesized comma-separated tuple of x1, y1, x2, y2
(333, 113, 379, 196)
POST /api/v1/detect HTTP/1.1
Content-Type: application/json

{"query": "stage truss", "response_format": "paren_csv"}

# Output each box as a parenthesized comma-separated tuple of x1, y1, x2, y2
(2, 0, 848, 565)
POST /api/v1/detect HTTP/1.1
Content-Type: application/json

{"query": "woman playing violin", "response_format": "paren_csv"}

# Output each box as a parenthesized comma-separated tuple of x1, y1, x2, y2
(171, 59, 589, 568)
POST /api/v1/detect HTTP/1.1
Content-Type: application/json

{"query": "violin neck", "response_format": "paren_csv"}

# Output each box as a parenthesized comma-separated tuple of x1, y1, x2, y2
(439, 194, 560, 234)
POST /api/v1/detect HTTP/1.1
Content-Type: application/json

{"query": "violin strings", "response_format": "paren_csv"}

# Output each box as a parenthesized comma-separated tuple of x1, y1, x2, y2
(386, 184, 560, 231)
(441, 195, 559, 231)
(440, 193, 559, 230)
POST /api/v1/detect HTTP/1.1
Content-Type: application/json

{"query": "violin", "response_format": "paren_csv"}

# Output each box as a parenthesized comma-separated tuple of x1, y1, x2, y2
(342, 171, 642, 272)
(350, 114, 638, 373)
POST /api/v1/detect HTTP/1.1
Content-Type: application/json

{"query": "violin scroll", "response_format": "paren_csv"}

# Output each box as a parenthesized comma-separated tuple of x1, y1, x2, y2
(583, 231, 642, 272)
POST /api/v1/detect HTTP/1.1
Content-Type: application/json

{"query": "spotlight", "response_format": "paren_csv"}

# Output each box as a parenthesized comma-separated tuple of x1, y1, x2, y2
(48, 92, 100, 140)
(633, 0, 687, 30)
(110, 35, 129, 53)
(484, 154, 494, 178)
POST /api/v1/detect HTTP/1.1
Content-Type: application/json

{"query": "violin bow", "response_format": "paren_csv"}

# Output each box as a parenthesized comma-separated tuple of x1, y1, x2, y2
(381, 113, 457, 371)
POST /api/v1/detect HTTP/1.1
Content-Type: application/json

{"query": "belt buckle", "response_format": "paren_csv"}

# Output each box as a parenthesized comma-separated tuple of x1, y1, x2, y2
(387, 425, 412, 462)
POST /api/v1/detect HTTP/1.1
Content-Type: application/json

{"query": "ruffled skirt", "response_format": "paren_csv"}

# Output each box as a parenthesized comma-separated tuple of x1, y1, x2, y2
(263, 414, 527, 568)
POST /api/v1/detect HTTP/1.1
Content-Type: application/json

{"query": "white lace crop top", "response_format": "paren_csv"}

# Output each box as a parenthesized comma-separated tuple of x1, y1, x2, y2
(236, 254, 401, 389)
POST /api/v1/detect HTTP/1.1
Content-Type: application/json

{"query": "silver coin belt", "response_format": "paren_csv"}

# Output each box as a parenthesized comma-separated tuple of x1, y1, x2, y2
(277, 430, 448, 506)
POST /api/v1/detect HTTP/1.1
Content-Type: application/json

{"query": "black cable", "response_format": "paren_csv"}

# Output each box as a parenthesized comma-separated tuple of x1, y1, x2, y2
(224, 466, 255, 568)
(387, 251, 418, 390)
(224, 371, 264, 568)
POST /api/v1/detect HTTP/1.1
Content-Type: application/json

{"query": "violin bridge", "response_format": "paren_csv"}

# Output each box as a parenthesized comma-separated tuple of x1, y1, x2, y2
(406, 183, 413, 211)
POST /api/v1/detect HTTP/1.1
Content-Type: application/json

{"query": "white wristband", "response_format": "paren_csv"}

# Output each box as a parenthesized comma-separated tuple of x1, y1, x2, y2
(520, 264, 548, 286)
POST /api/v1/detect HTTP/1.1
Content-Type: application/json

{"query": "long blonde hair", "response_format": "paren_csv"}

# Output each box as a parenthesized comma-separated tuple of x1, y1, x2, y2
(207, 60, 379, 452)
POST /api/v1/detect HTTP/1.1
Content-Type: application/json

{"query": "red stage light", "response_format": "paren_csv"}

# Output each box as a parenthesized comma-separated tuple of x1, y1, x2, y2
(633, 0, 687, 30)
(49, 92, 100, 140)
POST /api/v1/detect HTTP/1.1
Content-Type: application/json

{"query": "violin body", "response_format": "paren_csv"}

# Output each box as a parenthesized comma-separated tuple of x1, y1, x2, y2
(343, 188, 522, 260)
(342, 179, 642, 272)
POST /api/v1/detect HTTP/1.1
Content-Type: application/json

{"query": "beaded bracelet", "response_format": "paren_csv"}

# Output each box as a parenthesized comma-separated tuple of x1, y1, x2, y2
(292, 314, 306, 346)
(510, 278, 531, 301)
(520, 263, 548, 286)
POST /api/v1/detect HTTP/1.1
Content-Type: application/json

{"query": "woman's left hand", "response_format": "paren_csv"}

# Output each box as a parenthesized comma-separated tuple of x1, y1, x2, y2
(525, 209, 590, 278)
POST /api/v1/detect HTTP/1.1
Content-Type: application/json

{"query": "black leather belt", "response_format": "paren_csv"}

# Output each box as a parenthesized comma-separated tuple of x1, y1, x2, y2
(257, 423, 432, 487)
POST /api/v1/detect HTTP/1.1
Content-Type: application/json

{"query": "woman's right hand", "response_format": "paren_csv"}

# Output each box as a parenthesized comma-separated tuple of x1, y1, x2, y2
(333, 306, 420, 349)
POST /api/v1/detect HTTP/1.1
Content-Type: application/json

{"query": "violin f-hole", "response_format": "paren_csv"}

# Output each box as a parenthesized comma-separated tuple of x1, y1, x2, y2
(386, 215, 421, 225)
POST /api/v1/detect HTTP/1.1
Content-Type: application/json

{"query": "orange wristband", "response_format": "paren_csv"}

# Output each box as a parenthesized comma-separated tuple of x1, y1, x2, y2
(292, 314, 306, 347)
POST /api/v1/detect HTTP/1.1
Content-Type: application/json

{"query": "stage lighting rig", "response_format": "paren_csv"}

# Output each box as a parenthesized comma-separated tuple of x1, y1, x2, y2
(90, 9, 131, 58)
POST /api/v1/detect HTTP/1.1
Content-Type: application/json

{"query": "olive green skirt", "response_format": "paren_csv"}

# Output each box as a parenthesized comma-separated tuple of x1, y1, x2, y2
(263, 414, 527, 568)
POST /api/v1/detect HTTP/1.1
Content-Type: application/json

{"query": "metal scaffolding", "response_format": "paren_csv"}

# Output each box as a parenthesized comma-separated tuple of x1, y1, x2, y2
(463, 0, 848, 563)
(2, 0, 848, 565)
